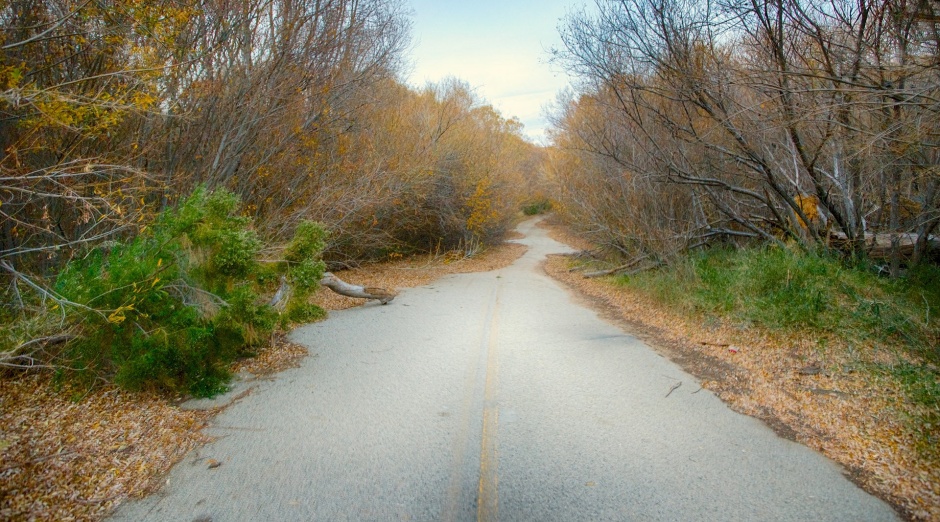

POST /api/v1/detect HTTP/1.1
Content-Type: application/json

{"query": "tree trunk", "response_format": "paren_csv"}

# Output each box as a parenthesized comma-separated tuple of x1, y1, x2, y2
(319, 272, 397, 304)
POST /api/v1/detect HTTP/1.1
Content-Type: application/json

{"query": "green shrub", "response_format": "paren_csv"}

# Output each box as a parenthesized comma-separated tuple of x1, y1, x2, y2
(290, 258, 327, 291)
(39, 187, 326, 397)
(286, 301, 327, 323)
(285, 220, 329, 263)
(214, 284, 279, 349)
(618, 245, 939, 358)
(522, 198, 552, 216)
(283, 220, 329, 321)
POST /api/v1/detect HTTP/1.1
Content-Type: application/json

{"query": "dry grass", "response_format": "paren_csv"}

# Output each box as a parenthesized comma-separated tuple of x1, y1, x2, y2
(0, 241, 527, 521)
(539, 219, 939, 521)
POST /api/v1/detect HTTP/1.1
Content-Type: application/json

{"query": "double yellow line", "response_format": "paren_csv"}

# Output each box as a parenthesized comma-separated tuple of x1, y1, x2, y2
(477, 282, 501, 521)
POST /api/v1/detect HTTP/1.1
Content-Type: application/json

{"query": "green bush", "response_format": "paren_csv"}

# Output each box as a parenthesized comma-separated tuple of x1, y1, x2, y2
(283, 220, 329, 321)
(522, 198, 552, 216)
(53, 232, 234, 396)
(285, 220, 329, 263)
(286, 301, 327, 323)
(39, 188, 329, 397)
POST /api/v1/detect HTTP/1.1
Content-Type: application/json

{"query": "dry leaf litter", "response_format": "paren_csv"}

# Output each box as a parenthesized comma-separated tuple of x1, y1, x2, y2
(539, 218, 939, 521)
(0, 242, 527, 521)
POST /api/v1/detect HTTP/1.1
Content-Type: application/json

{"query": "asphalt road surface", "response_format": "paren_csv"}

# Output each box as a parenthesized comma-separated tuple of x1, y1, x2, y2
(111, 217, 898, 521)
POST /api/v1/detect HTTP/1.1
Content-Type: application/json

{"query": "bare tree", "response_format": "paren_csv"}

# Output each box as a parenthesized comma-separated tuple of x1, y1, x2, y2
(550, 0, 940, 268)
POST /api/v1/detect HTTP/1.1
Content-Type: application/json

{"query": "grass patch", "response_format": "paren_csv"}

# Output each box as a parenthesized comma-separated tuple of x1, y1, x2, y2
(615, 245, 940, 457)
(521, 198, 552, 216)
(617, 246, 940, 360)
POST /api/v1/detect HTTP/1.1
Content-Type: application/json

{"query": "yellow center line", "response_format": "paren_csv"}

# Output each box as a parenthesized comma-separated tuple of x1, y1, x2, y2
(477, 283, 501, 521)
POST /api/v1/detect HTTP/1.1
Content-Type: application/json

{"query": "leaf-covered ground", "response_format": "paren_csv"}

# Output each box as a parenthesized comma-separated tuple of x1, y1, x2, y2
(0, 242, 527, 521)
(0, 377, 210, 521)
(539, 219, 939, 521)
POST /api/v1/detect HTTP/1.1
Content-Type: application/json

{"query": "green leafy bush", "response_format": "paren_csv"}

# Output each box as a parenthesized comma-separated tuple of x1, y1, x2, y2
(522, 198, 552, 216)
(41, 187, 328, 397)
(285, 220, 329, 263)
(283, 220, 328, 322)
(286, 301, 327, 323)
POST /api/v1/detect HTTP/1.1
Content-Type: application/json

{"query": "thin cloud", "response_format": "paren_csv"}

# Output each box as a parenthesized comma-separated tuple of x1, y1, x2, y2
(407, 0, 580, 143)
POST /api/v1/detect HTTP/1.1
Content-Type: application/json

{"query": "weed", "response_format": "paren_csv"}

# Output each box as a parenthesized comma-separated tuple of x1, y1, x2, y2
(620, 246, 939, 357)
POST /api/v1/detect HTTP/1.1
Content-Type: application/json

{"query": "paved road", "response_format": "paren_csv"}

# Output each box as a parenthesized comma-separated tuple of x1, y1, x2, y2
(111, 217, 898, 521)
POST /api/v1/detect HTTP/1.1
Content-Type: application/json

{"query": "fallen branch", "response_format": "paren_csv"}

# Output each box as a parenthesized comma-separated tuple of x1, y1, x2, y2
(319, 272, 397, 304)
(0, 260, 106, 320)
(1, 334, 77, 369)
(582, 253, 653, 278)
(585, 261, 664, 279)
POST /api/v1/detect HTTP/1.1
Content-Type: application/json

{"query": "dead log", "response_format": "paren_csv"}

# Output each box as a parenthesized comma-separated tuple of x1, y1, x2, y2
(319, 272, 397, 304)
(583, 253, 655, 278)
(830, 232, 940, 262)
(268, 272, 397, 308)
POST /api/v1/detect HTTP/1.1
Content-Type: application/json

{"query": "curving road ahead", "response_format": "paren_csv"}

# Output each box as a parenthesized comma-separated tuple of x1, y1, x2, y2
(111, 217, 898, 521)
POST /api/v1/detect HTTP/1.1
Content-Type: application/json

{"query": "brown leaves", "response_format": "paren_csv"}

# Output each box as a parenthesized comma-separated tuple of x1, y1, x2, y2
(541, 220, 940, 521)
(0, 239, 527, 521)
(231, 334, 308, 376)
(0, 374, 210, 521)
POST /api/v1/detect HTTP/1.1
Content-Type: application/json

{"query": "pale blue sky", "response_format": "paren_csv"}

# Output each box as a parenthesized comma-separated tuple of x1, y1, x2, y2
(406, 0, 587, 144)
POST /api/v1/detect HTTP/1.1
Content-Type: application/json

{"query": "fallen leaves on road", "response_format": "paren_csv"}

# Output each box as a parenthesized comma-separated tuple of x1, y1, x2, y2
(232, 332, 309, 376)
(0, 241, 526, 521)
(540, 219, 939, 521)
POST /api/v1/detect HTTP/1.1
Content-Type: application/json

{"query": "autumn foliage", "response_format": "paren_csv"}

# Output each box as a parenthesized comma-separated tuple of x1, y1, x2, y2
(549, 0, 940, 272)
(0, 0, 536, 387)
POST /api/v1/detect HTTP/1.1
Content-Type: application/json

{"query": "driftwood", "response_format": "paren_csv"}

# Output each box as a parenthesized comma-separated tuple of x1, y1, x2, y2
(582, 253, 652, 278)
(319, 272, 397, 304)
(268, 272, 397, 308)
(1, 334, 76, 369)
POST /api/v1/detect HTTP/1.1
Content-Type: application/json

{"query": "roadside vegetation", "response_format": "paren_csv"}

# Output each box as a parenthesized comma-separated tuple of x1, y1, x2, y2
(546, 224, 940, 519)
(1, 0, 536, 394)
(548, 0, 939, 270)
(617, 246, 940, 451)
(3, 187, 329, 397)
(544, 0, 940, 515)
(622, 248, 939, 362)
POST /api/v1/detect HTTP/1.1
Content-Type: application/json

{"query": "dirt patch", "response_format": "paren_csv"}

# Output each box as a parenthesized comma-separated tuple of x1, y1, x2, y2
(540, 219, 937, 521)
(0, 241, 527, 521)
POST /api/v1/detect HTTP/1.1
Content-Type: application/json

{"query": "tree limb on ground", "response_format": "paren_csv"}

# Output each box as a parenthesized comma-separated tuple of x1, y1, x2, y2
(318, 272, 397, 304)
(1, 334, 76, 369)
(583, 253, 656, 278)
